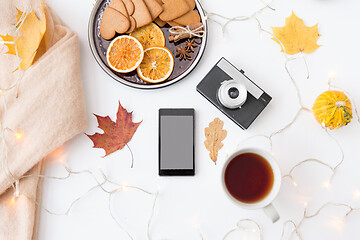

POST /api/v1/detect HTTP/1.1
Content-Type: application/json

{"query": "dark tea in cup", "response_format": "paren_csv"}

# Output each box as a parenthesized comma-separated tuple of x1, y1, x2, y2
(224, 152, 274, 204)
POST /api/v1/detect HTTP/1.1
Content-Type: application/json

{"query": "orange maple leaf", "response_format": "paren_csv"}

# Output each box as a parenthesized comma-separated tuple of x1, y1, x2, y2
(86, 102, 141, 167)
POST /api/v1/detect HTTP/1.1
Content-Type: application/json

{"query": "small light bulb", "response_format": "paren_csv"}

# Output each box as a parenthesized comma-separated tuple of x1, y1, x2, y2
(14, 180, 19, 197)
(353, 190, 360, 199)
(15, 132, 22, 140)
(329, 72, 336, 79)
(323, 180, 331, 190)
(292, 179, 298, 187)
(120, 184, 128, 191)
(67, 212, 72, 216)
(304, 202, 308, 208)
(10, 197, 16, 206)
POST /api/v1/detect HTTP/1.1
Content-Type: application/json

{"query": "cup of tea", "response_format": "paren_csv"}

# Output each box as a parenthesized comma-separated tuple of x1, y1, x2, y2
(221, 147, 281, 222)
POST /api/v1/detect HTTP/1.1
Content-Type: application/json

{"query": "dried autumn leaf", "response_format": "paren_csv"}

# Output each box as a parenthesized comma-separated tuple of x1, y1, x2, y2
(0, 0, 43, 36)
(14, 0, 44, 16)
(271, 12, 320, 55)
(86, 102, 142, 167)
(204, 118, 227, 164)
(0, 5, 46, 70)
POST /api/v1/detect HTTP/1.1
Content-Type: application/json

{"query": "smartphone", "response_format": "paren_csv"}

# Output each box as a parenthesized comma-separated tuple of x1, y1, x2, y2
(159, 109, 195, 176)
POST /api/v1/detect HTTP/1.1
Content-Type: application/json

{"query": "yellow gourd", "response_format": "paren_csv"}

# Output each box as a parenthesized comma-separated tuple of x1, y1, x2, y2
(312, 90, 352, 130)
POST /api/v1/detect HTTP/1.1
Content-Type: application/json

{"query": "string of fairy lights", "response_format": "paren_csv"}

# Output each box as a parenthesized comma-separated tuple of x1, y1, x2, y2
(0, 3, 161, 240)
(222, 219, 263, 240)
(203, 0, 360, 238)
(1, 0, 360, 239)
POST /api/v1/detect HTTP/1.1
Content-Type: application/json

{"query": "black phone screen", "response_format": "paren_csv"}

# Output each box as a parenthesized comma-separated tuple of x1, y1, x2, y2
(159, 109, 195, 176)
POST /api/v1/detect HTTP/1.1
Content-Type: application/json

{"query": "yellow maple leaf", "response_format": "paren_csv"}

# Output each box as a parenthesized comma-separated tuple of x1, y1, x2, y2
(271, 12, 321, 55)
(1, 5, 46, 70)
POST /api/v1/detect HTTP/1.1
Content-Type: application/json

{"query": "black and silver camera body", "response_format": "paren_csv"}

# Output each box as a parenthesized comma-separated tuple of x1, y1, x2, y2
(196, 58, 272, 129)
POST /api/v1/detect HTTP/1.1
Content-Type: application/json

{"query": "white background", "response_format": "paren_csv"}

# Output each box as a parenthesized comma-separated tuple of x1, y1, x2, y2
(40, 0, 360, 239)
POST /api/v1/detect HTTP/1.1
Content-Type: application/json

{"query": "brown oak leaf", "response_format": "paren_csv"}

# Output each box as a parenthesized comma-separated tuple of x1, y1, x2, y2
(204, 118, 227, 164)
(86, 101, 141, 167)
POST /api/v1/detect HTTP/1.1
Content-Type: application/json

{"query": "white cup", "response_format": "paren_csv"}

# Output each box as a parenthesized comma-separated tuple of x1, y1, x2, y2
(221, 147, 281, 223)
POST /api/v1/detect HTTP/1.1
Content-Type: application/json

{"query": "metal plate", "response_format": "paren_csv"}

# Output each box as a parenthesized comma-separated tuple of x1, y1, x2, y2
(88, 0, 208, 89)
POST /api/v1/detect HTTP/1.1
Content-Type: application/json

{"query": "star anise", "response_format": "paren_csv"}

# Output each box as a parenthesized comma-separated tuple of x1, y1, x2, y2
(184, 39, 198, 52)
(175, 46, 192, 61)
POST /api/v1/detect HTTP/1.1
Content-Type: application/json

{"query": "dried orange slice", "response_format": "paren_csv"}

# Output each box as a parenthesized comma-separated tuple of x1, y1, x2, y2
(106, 35, 144, 73)
(137, 47, 174, 83)
(130, 23, 165, 49)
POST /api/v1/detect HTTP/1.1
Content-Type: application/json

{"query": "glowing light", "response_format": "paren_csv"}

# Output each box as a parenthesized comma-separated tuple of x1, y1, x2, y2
(323, 180, 331, 190)
(67, 212, 72, 216)
(271, 149, 275, 156)
(292, 179, 298, 187)
(329, 71, 336, 79)
(14, 132, 22, 140)
(48, 147, 64, 158)
(333, 217, 345, 231)
(328, 216, 345, 232)
(353, 190, 360, 199)
(121, 184, 128, 191)
(9, 197, 16, 206)
(304, 202, 308, 208)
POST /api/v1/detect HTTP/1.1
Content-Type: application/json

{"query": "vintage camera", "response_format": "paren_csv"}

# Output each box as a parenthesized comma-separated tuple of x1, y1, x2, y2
(196, 58, 272, 129)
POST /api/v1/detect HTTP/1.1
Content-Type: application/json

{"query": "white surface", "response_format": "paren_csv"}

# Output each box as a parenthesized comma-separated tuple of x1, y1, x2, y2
(40, 0, 360, 239)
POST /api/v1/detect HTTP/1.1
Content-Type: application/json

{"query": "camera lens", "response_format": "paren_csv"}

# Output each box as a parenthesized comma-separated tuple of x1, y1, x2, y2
(228, 87, 239, 99)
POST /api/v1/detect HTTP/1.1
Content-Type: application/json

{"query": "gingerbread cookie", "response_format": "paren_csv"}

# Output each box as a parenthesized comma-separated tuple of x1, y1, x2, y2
(131, 0, 153, 28)
(126, 16, 137, 33)
(100, 7, 130, 40)
(173, 10, 200, 26)
(155, 17, 166, 27)
(122, 0, 135, 15)
(110, 0, 129, 17)
(159, 0, 190, 22)
(184, 0, 195, 10)
(143, 0, 163, 20)
(167, 21, 180, 27)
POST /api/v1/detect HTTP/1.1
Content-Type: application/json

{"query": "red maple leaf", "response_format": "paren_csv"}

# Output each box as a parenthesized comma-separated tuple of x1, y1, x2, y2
(86, 101, 141, 167)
